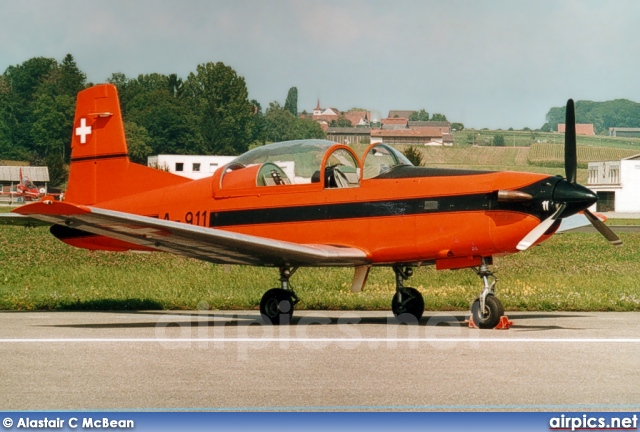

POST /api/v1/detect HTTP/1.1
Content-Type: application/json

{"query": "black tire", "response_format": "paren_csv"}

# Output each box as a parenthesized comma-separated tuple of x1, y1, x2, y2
(471, 295, 504, 329)
(392, 287, 425, 322)
(260, 288, 295, 325)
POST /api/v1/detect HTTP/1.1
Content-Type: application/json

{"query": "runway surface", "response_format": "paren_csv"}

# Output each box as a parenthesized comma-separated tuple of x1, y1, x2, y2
(1, 310, 640, 411)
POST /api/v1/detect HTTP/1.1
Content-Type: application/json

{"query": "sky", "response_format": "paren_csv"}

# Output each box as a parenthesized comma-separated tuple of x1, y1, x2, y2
(1, 0, 639, 129)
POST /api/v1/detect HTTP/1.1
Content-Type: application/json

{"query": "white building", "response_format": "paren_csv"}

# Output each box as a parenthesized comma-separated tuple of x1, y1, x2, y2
(587, 154, 640, 212)
(147, 155, 236, 180)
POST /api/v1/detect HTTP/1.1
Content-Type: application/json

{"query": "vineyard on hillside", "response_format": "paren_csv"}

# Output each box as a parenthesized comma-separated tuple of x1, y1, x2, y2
(408, 145, 636, 168)
(411, 146, 530, 166)
(528, 144, 639, 167)
(411, 143, 639, 169)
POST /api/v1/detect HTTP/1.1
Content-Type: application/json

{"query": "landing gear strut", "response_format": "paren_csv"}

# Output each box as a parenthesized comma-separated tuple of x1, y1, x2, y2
(391, 264, 424, 323)
(260, 267, 299, 325)
(471, 258, 504, 329)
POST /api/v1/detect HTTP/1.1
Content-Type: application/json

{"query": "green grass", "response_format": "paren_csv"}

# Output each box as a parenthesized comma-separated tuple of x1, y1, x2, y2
(0, 224, 639, 312)
(608, 219, 640, 226)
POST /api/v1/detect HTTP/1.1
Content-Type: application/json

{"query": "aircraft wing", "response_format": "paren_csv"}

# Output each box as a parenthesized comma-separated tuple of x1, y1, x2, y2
(13, 201, 370, 267)
(0, 213, 52, 227)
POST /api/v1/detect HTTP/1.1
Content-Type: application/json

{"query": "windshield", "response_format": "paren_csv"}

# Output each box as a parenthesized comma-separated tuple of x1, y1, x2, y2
(232, 140, 338, 184)
(362, 144, 413, 179)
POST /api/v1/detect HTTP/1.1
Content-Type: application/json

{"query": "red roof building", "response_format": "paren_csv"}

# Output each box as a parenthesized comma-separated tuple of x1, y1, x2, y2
(558, 123, 595, 136)
(380, 117, 408, 129)
(370, 127, 445, 145)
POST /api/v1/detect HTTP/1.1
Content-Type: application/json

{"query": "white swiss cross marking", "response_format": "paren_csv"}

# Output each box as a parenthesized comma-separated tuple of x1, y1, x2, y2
(75, 118, 92, 144)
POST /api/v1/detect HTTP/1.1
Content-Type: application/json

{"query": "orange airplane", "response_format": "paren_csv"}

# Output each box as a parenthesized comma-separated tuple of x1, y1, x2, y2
(4, 84, 622, 328)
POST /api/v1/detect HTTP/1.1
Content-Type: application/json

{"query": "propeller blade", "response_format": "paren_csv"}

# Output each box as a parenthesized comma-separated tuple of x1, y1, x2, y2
(517, 204, 566, 251)
(565, 99, 577, 183)
(583, 209, 623, 246)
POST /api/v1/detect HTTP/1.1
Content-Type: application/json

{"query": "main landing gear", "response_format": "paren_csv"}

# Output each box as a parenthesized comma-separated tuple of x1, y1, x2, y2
(258, 261, 504, 329)
(470, 258, 504, 329)
(260, 267, 299, 325)
(391, 265, 425, 323)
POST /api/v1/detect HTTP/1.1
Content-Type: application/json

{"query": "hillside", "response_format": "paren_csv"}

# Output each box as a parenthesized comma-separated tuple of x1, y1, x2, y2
(404, 142, 639, 185)
(453, 130, 640, 150)
(543, 99, 640, 133)
(528, 144, 638, 167)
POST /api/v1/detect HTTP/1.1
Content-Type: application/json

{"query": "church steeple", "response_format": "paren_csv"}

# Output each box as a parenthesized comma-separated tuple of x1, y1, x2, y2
(313, 99, 322, 116)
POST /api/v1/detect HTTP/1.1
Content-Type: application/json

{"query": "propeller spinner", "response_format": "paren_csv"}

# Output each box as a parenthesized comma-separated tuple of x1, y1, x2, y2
(517, 99, 622, 250)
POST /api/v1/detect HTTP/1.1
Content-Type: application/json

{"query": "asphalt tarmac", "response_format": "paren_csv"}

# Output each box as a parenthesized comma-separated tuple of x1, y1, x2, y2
(1, 310, 640, 411)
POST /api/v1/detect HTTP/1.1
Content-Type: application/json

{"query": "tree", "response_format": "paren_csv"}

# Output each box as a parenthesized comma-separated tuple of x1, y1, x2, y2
(466, 133, 475, 145)
(250, 99, 265, 144)
(107, 73, 206, 156)
(0, 55, 87, 163)
(329, 114, 353, 127)
(543, 99, 640, 134)
(431, 113, 448, 121)
(3, 57, 57, 103)
(263, 101, 324, 142)
(124, 121, 153, 163)
(44, 153, 67, 188)
(291, 117, 325, 140)
(3, 57, 58, 154)
(0, 76, 19, 157)
(184, 62, 255, 155)
(409, 109, 429, 121)
(262, 102, 291, 142)
(493, 135, 505, 147)
(452, 122, 464, 131)
(284, 87, 298, 116)
(402, 146, 424, 166)
(126, 87, 204, 155)
(59, 54, 86, 96)
(167, 73, 184, 98)
(30, 92, 75, 160)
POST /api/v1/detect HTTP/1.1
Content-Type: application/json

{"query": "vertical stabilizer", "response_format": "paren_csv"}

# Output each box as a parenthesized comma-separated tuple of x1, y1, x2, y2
(65, 84, 189, 205)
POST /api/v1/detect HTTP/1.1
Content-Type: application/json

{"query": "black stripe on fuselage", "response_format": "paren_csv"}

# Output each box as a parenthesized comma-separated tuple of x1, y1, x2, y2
(209, 195, 479, 227)
(209, 190, 552, 228)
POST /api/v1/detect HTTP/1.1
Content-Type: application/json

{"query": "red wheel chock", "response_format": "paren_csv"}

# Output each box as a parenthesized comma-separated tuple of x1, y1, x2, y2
(467, 315, 513, 330)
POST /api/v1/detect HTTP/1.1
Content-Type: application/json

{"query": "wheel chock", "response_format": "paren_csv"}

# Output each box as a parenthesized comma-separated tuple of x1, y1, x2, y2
(494, 315, 513, 329)
(467, 315, 513, 330)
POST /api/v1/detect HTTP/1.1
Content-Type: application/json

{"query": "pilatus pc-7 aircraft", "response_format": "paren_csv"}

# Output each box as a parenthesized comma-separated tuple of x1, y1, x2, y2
(5, 84, 622, 328)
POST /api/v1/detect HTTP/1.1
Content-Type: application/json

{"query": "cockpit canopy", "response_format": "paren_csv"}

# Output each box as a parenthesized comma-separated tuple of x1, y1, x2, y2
(220, 139, 412, 189)
(362, 142, 413, 179)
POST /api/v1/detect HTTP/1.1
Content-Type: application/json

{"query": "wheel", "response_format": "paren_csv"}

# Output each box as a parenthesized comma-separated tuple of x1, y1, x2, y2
(392, 287, 424, 322)
(471, 295, 504, 329)
(260, 288, 295, 325)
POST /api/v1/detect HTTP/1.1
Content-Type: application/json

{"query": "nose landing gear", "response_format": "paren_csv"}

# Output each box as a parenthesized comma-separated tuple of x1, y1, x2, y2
(471, 258, 504, 329)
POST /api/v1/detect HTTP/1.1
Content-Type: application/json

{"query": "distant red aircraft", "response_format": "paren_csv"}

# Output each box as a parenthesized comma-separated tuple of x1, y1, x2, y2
(2, 84, 622, 328)
(0, 168, 46, 201)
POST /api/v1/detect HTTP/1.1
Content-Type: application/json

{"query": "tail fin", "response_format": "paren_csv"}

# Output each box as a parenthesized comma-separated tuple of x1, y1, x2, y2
(65, 84, 189, 205)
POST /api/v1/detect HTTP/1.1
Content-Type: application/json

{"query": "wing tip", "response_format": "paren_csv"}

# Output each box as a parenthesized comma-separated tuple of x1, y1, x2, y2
(13, 201, 91, 216)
